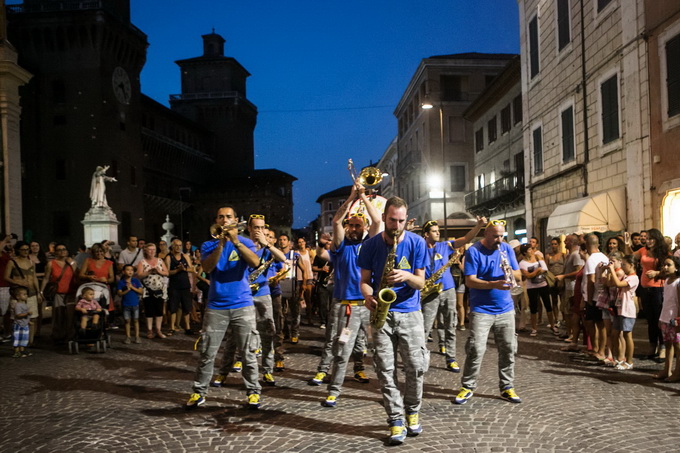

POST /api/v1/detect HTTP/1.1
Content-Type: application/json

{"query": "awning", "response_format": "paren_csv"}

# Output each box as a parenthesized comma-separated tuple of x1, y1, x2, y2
(546, 188, 626, 236)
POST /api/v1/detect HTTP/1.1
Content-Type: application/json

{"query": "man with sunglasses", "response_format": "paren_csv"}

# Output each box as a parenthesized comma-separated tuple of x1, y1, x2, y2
(315, 182, 381, 403)
(454, 219, 523, 405)
(186, 206, 263, 410)
(211, 215, 286, 387)
(421, 216, 486, 373)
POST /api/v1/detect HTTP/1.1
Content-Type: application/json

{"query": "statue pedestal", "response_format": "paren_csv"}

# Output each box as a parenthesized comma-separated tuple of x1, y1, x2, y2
(82, 206, 120, 247)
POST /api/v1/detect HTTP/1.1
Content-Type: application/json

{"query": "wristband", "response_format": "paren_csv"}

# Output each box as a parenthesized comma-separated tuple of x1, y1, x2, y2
(233, 242, 243, 248)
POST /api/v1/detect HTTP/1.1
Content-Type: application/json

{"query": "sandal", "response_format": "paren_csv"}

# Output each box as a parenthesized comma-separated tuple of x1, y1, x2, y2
(156, 332, 167, 339)
(147, 331, 155, 339)
(167, 330, 175, 336)
(552, 326, 560, 335)
(530, 330, 538, 337)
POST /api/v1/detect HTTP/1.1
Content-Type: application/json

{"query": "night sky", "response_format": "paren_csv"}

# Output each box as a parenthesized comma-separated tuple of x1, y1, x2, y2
(15, 0, 521, 227)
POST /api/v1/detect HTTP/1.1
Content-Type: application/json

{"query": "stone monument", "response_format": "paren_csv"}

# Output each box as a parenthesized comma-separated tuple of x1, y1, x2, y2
(81, 165, 120, 246)
(161, 215, 175, 245)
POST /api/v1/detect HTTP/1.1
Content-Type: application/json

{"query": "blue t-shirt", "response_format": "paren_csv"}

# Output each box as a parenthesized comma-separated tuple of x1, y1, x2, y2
(117, 277, 142, 307)
(201, 236, 257, 310)
(251, 248, 273, 297)
(331, 239, 364, 300)
(268, 261, 284, 297)
(464, 241, 519, 315)
(425, 241, 456, 291)
(357, 231, 427, 313)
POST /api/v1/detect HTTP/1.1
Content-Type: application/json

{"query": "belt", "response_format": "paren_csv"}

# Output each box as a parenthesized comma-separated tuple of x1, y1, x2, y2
(340, 300, 365, 306)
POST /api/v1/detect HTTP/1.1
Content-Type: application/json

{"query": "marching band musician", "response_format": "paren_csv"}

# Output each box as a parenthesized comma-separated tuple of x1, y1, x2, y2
(315, 181, 381, 401)
(186, 206, 263, 410)
(421, 217, 486, 372)
(358, 196, 427, 445)
(210, 215, 286, 388)
(453, 219, 523, 406)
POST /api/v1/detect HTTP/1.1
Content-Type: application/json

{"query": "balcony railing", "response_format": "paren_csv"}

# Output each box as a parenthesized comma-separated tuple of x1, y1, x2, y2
(464, 172, 524, 211)
(396, 151, 421, 175)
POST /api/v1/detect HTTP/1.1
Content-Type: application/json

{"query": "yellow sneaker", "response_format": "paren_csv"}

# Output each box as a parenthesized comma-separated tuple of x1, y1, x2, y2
(353, 370, 369, 383)
(446, 360, 460, 373)
(185, 393, 205, 409)
(389, 421, 407, 445)
(321, 395, 337, 407)
(231, 361, 242, 372)
(262, 373, 276, 386)
(309, 371, 326, 386)
(247, 393, 261, 409)
(274, 360, 285, 372)
(210, 374, 227, 387)
(405, 412, 422, 436)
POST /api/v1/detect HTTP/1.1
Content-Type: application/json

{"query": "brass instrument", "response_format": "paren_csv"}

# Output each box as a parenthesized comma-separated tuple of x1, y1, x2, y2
(268, 265, 289, 285)
(348, 159, 383, 187)
(249, 257, 275, 293)
(420, 248, 462, 301)
(209, 221, 246, 239)
(500, 249, 524, 296)
(371, 230, 399, 330)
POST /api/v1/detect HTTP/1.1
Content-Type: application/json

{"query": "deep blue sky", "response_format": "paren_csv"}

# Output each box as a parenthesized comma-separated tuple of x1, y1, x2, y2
(111, 1, 521, 226)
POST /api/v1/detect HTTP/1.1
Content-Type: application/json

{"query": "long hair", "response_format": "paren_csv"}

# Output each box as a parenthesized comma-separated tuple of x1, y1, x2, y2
(647, 228, 670, 273)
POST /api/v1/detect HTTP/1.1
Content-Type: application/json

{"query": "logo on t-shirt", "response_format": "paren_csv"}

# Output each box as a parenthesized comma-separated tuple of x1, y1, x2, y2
(228, 250, 240, 261)
(434, 253, 443, 261)
(397, 256, 411, 269)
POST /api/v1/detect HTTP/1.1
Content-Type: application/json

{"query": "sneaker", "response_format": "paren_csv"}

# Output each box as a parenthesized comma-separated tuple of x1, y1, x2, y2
(529, 330, 538, 337)
(274, 360, 285, 372)
(232, 361, 243, 372)
(309, 371, 327, 386)
(134, 337, 142, 344)
(12, 352, 21, 358)
(446, 360, 461, 373)
(457, 325, 466, 331)
(210, 374, 227, 387)
(439, 346, 446, 354)
(247, 393, 261, 409)
(185, 393, 205, 409)
(388, 420, 407, 445)
(321, 395, 337, 407)
(427, 334, 433, 343)
(319, 324, 326, 329)
(500, 386, 522, 403)
(291, 336, 299, 344)
(255, 348, 262, 358)
(353, 371, 370, 383)
(123, 337, 131, 345)
(405, 412, 422, 436)
(262, 373, 276, 386)
(454, 387, 474, 405)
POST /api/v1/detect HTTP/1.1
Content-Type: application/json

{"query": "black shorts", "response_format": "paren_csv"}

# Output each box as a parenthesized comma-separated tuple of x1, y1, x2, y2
(168, 287, 192, 313)
(584, 303, 602, 322)
(144, 295, 164, 318)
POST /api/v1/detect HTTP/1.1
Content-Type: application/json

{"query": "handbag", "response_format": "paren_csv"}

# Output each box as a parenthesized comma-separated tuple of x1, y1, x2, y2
(44, 261, 70, 301)
(544, 270, 557, 288)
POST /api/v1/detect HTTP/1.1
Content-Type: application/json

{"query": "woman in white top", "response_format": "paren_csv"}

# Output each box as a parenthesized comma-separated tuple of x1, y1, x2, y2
(519, 244, 557, 337)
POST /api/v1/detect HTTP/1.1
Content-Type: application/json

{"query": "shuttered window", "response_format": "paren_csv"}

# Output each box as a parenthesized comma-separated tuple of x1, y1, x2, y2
(529, 16, 539, 78)
(601, 75, 620, 144)
(561, 106, 575, 162)
(667, 34, 680, 118)
(533, 126, 543, 174)
(475, 128, 484, 152)
(557, 0, 570, 51)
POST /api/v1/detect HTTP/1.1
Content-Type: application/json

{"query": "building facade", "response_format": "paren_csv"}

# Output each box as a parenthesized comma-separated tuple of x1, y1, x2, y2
(393, 53, 515, 237)
(518, 0, 649, 243)
(645, 0, 680, 238)
(7, 1, 295, 247)
(464, 57, 526, 242)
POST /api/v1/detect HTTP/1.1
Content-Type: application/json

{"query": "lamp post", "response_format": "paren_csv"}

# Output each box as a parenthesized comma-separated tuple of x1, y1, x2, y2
(422, 99, 448, 239)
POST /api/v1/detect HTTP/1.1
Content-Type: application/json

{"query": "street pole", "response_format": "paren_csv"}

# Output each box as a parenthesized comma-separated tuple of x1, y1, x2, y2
(439, 104, 447, 240)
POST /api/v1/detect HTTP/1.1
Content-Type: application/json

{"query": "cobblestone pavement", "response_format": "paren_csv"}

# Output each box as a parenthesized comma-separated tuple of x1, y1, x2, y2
(1, 317, 679, 452)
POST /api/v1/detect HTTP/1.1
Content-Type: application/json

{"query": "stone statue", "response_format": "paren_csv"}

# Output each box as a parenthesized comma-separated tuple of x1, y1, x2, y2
(89, 165, 117, 208)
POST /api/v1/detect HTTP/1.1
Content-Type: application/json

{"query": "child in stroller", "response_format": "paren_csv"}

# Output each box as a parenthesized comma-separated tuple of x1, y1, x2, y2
(76, 287, 102, 331)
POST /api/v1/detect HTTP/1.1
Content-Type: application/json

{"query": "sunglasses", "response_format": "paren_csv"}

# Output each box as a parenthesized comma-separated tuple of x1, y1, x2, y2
(423, 220, 438, 229)
(249, 214, 265, 220)
(486, 219, 507, 228)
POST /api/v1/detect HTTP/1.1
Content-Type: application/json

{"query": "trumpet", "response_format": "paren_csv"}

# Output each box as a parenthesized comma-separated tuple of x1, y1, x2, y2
(209, 221, 246, 239)
(348, 159, 384, 187)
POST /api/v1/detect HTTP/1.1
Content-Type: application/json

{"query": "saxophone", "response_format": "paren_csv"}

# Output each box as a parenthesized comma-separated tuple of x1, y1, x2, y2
(249, 257, 275, 293)
(371, 230, 399, 330)
(420, 248, 462, 301)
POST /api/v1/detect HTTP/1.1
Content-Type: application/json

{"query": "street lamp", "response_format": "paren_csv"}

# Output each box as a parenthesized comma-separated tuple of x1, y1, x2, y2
(422, 98, 448, 239)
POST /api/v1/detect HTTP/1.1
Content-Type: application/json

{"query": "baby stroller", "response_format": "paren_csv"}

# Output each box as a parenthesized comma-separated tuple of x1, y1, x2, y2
(68, 282, 112, 354)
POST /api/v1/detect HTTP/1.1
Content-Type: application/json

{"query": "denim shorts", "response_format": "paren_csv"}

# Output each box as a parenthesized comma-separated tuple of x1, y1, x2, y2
(123, 305, 139, 320)
(612, 315, 635, 332)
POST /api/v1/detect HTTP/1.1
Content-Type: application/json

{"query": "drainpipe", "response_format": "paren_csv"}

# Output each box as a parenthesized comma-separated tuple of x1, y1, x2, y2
(580, 0, 590, 197)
